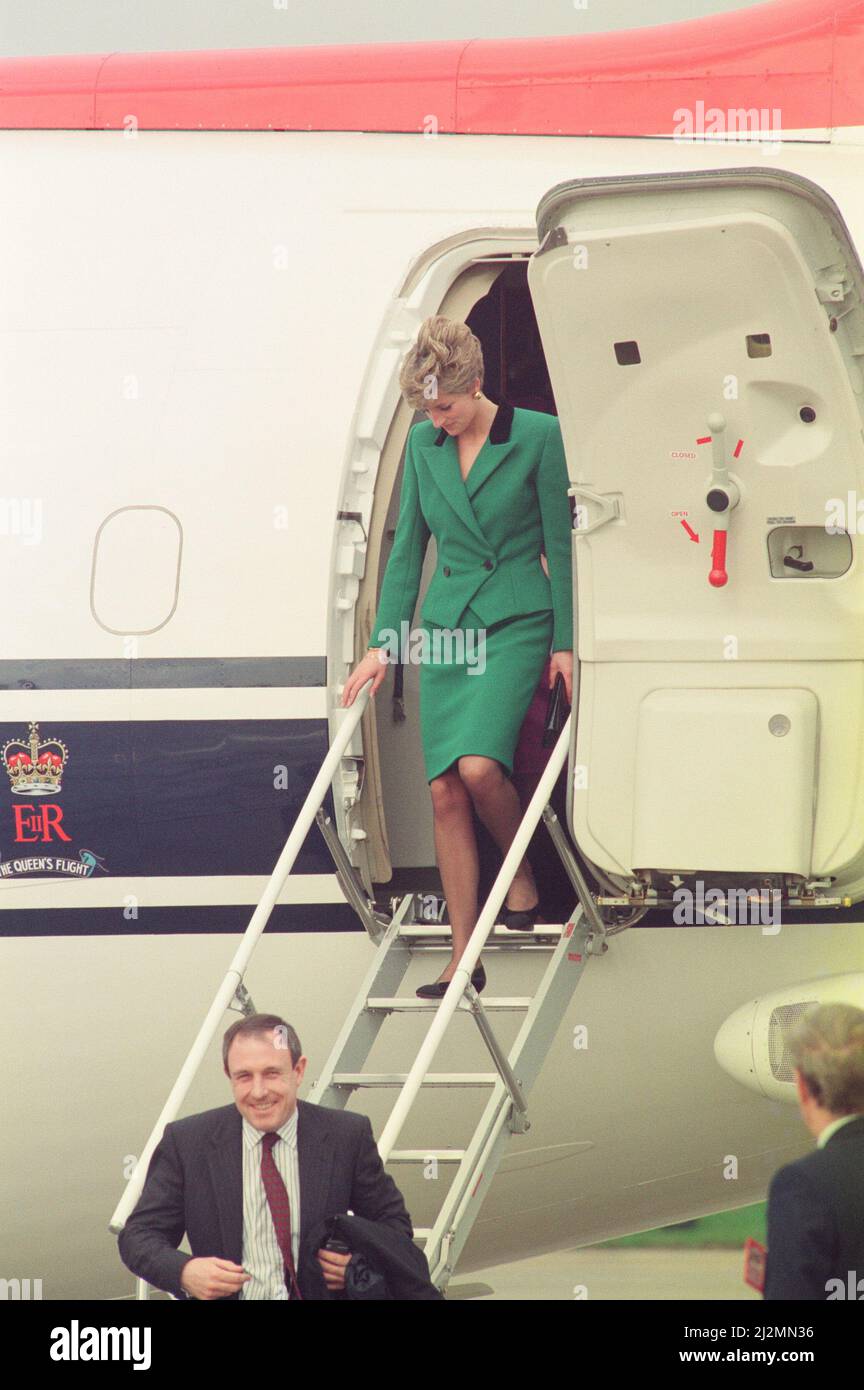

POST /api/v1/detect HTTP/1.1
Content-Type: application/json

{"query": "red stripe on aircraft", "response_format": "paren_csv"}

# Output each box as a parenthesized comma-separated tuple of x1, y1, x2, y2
(0, 1, 862, 134)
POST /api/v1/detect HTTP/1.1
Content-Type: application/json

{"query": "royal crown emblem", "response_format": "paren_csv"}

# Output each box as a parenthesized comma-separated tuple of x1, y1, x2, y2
(3, 721, 69, 796)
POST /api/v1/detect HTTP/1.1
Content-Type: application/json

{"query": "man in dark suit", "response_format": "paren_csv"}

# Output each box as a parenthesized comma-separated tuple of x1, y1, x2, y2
(118, 1013, 421, 1300)
(764, 1001, 864, 1300)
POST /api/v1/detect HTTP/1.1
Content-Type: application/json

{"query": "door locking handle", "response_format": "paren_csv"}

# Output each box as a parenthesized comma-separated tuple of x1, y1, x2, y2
(704, 414, 740, 588)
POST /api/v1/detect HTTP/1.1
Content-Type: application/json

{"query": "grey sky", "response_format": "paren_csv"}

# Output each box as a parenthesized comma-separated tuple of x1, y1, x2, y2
(0, 0, 775, 58)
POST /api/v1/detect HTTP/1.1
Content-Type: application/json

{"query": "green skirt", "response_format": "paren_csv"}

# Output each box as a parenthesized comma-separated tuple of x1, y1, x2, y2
(418, 603, 554, 783)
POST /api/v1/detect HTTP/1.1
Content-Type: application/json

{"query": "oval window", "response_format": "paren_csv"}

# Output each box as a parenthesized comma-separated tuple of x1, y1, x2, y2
(91, 506, 182, 634)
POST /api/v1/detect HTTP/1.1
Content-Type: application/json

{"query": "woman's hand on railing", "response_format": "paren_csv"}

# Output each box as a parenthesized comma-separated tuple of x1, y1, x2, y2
(549, 649, 573, 706)
(341, 649, 390, 707)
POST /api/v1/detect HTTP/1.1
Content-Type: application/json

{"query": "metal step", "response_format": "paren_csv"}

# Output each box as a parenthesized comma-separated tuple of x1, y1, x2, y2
(366, 996, 532, 1013)
(331, 1072, 498, 1088)
(388, 1149, 466, 1163)
(399, 924, 561, 948)
(399, 924, 563, 938)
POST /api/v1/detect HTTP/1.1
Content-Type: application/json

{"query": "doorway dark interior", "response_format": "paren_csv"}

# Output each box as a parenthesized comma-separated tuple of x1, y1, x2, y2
(467, 262, 557, 415)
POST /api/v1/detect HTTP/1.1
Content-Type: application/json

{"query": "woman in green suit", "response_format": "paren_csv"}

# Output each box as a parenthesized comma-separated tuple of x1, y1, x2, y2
(342, 317, 573, 997)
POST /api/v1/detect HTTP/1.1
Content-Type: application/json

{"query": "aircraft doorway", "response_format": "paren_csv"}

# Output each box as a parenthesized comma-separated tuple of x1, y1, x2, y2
(359, 260, 575, 924)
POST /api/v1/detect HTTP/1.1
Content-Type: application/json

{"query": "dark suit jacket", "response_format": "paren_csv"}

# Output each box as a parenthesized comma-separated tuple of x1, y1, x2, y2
(117, 1099, 414, 1300)
(368, 401, 574, 654)
(300, 1214, 442, 1300)
(764, 1114, 864, 1300)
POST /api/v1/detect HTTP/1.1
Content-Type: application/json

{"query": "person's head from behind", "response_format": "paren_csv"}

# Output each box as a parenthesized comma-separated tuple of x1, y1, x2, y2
(222, 1013, 306, 1133)
(786, 1001, 864, 1135)
(400, 315, 486, 437)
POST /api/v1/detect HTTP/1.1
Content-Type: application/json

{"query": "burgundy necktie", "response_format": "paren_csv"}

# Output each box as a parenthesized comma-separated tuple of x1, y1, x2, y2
(260, 1131, 303, 1300)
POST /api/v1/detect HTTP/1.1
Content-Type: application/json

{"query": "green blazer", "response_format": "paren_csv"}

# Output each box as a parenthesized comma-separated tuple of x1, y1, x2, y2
(368, 400, 574, 653)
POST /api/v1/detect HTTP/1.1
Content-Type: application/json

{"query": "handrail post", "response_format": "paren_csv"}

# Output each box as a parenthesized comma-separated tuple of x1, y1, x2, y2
(109, 679, 374, 1234)
(377, 715, 572, 1161)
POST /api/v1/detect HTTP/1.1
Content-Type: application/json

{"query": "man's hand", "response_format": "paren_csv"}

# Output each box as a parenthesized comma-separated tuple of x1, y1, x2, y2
(180, 1256, 251, 1300)
(317, 1247, 351, 1291)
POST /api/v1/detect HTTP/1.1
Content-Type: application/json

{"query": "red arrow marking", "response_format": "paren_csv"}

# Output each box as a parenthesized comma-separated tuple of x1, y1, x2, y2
(681, 519, 700, 542)
(696, 436, 712, 445)
(733, 438, 744, 457)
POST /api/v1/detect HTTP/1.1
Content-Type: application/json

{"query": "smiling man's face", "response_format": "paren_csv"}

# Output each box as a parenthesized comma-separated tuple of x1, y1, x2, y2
(226, 1030, 307, 1132)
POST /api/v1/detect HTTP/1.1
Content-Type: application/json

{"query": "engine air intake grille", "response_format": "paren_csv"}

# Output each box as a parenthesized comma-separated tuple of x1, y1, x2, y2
(768, 1001, 819, 1081)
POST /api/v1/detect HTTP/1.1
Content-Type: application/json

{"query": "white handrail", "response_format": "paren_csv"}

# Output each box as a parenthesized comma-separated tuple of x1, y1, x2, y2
(109, 679, 374, 1234)
(377, 713, 573, 1160)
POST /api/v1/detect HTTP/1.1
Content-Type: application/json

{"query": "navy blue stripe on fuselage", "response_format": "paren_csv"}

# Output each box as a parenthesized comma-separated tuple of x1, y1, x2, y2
(0, 716, 342, 909)
(0, 656, 325, 689)
(0, 903, 362, 937)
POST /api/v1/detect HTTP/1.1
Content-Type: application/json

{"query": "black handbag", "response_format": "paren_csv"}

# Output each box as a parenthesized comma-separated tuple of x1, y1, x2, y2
(542, 672, 570, 747)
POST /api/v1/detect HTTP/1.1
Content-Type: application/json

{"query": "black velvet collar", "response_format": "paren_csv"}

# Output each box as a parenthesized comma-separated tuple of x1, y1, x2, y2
(434, 398, 514, 448)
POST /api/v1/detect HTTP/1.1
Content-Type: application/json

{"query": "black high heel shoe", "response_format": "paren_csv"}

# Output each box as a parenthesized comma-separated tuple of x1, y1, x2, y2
(500, 898, 541, 931)
(416, 962, 486, 998)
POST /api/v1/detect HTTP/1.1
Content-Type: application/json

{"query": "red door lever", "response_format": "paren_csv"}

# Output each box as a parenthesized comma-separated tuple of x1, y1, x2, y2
(703, 414, 739, 586)
(709, 529, 728, 587)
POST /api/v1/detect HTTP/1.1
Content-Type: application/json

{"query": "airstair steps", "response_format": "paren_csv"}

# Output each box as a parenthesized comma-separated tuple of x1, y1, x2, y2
(306, 725, 614, 1291)
(309, 893, 603, 1288)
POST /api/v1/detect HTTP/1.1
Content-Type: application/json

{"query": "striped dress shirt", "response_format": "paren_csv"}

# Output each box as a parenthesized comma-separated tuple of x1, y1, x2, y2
(240, 1108, 301, 1300)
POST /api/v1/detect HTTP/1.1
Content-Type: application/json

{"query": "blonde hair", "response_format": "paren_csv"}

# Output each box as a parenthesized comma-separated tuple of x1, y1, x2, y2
(786, 1002, 864, 1114)
(399, 316, 484, 411)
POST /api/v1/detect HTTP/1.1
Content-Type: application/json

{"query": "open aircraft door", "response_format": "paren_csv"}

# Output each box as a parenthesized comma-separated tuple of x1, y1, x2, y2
(527, 169, 864, 909)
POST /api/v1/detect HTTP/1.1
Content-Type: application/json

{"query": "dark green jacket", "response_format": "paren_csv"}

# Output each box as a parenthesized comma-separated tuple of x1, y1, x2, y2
(368, 401, 574, 653)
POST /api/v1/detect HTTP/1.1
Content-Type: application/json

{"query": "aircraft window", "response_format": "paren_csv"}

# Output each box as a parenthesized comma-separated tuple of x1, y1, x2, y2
(614, 340, 641, 365)
(91, 505, 182, 634)
(746, 332, 772, 357)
